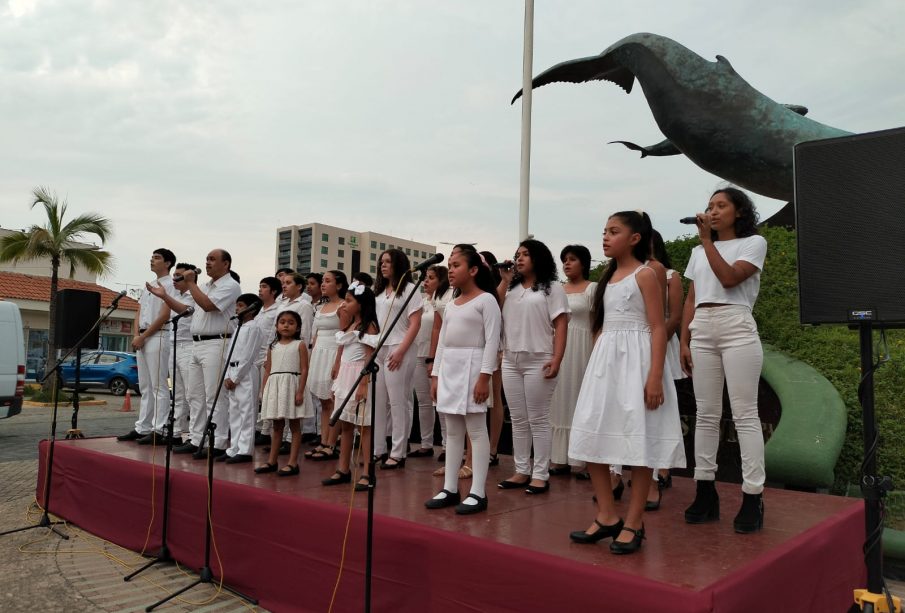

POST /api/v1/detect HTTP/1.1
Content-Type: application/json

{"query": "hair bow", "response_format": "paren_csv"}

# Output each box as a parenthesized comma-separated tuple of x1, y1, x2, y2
(348, 281, 366, 296)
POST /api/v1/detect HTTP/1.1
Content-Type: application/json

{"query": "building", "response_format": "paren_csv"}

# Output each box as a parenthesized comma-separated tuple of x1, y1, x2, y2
(275, 223, 437, 277)
(0, 271, 139, 380)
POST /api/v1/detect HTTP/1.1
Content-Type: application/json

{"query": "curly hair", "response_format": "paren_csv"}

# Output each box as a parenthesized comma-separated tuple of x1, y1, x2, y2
(508, 239, 558, 294)
(710, 187, 759, 239)
(373, 248, 413, 295)
(560, 244, 591, 280)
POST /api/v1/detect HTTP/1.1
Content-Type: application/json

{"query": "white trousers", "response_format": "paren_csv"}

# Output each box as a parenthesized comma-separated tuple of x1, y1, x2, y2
(502, 351, 556, 481)
(188, 339, 230, 449)
(689, 305, 765, 495)
(372, 344, 416, 459)
(227, 372, 260, 457)
(170, 340, 194, 439)
(135, 333, 171, 435)
(443, 412, 489, 498)
(412, 357, 435, 448)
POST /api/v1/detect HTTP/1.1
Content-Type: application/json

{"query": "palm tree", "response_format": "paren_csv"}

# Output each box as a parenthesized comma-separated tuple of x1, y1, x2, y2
(0, 187, 114, 389)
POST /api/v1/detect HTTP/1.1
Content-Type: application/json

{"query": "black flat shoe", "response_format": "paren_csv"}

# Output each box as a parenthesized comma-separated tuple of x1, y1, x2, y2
(193, 447, 226, 460)
(425, 489, 460, 509)
(215, 453, 228, 462)
(322, 471, 352, 486)
(254, 462, 278, 474)
(172, 442, 198, 454)
(437, 451, 445, 462)
(136, 433, 161, 445)
(117, 430, 142, 442)
(408, 447, 434, 458)
(455, 494, 488, 515)
(569, 518, 624, 544)
(574, 471, 591, 481)
(380, 457, 405, 470)
(277, 464, 300, 477)
(525, 482, 550, 495)
(548, 466, 571, 476)
(355, 477, 372, 492)
(225, 454, 253, 464)
(645, 488, 663, 511)
(498, 478, 530, 490)
(610, 525, 645, 555)
(658, 472, 672, 489)
(488, 453, 500, 467)
(613, 478, 625, 501)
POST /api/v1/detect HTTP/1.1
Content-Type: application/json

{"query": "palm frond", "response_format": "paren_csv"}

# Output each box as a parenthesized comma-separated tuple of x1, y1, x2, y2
(63, 246, 114, 278)
(61, 212, 112, 244)
(31, 186, 65, 239)
(0, 229, 53, 262)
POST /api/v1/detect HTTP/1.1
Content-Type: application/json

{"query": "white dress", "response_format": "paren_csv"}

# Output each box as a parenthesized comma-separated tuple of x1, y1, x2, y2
(333, 330, 380, 426)
(569, 267, 686, 468)
(261, 340, 313, 420)
(307, 308, 341, 399)
(550, 282, 597, 465)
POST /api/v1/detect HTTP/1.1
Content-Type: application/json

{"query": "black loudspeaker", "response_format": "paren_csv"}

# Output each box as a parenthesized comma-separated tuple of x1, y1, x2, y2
(55, 289, 101, 348)
(794, 126, 905, 326)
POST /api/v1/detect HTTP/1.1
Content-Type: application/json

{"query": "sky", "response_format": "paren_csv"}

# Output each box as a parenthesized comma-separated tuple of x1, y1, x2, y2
(1, 0, 903, 293)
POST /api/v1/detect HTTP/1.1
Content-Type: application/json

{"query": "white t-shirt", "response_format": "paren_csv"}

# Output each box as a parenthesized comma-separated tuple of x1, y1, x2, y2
(685, 235, 768, 309)
(375, 282, 424, 346)
(502, 282, 570, 353)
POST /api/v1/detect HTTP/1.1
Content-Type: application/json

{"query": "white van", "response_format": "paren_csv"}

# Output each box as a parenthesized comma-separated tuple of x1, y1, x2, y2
(0, 300, 26, 419)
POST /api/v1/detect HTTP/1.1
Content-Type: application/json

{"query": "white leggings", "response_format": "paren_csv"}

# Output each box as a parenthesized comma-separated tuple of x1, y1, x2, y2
(443, 413, 489, 498)
(502, 351, 556, 481)
(373, 344, 416, 459)
(690, 305, 765, 495)
(412, 357, 435, 448)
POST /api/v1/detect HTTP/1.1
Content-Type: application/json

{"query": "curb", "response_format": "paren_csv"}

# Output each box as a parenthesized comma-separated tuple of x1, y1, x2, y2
(23, 401, 108, 408)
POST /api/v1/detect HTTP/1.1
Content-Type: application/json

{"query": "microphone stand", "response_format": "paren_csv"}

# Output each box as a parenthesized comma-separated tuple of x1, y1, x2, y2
(124, 310, 189, 582)
(0, 293, 125, 540)
(146, 315, 257, 611)
(329, 269, 428, 613)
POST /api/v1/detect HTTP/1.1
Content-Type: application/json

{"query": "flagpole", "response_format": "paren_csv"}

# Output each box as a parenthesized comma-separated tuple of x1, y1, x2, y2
(518, 0, 534, 242)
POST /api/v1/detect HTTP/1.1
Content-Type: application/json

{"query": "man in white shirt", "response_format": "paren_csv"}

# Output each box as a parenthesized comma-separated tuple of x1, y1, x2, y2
(118, 248, 177, 445)
(173, 249, 242, 459)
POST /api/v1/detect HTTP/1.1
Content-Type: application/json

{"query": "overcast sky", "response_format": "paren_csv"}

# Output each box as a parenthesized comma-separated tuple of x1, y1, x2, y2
(1, 0, 903, 292)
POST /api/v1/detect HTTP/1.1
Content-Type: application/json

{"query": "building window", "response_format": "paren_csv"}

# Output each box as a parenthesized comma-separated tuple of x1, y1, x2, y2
(338, 237, 345, 245)
(322, 233, 329, 242)
(421, 251, 427, 258)
(389, 244, 394, 249)
(337, 262, 344, 270)
(320, 259, 328, 269)
(321, 246, 328, 255)
(370, 265, 376, 273)
(405, 248, 411, 255)
(370, 240, 377, 249)
(337, 249, 345, 258)
(370, 253, 376, 261)
(379, 242, 385, 250)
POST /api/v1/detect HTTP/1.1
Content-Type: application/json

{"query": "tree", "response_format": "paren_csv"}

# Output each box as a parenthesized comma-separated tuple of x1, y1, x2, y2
(0, 187, 114, 389)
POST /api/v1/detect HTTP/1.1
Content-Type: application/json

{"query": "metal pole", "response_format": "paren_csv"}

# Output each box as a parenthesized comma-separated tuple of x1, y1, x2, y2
(518, 0, 535, 242)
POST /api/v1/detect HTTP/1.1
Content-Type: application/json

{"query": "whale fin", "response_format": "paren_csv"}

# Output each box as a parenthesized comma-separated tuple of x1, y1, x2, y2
(783, 104, 809, 116)
(609, 139, 681, 158)
(511, 54, 635, 104)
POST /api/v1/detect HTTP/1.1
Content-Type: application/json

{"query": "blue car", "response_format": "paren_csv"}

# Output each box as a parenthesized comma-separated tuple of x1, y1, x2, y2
(60, 350, 140, 396)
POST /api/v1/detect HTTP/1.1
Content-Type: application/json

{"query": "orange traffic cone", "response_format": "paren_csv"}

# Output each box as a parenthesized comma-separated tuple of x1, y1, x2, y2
(121, 390, 133, 412)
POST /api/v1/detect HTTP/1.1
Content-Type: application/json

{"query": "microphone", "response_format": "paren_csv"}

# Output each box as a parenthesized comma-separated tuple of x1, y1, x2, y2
(493, 261, 513, 270)
(111, 290, 127, 308)
(169, 306, 194, 323)
(231, 302, 262, 320)
(173, 268, 202, 283)
(679, 216, 699, 225)
(411, 253, 444, 274)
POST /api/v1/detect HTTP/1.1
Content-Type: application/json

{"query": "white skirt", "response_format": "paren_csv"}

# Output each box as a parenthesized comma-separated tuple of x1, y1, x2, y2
(665, 335, 685, 380)
(333, 360, 370, 426)
(436, 347, 489, 415)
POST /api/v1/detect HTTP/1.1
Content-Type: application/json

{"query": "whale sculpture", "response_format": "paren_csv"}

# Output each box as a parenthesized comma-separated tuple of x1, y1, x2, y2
(513, 33, 853, 224)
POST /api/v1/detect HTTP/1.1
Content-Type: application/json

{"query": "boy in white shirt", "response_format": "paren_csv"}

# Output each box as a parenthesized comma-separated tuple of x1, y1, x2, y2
(220, 294, 264, 463)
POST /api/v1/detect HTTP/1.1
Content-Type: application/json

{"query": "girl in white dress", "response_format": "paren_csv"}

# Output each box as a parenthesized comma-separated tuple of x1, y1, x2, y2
(306, 270, 351, 461)
(255, 310, 310, 476)
(410, 265, 449, 458)
(550, 245, 597, 478)
(569, 211, 685, 554)
(425, 249, 501, 514)
(322, 283, 380, 491)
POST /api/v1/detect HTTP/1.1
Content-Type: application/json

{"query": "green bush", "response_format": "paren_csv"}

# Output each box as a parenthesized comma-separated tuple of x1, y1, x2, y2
(666, 227, 905, 528)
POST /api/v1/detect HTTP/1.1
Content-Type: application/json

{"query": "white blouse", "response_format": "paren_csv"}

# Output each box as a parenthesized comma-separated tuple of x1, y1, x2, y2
(375, 282, 424, 346)
(502, 282, 570, 354)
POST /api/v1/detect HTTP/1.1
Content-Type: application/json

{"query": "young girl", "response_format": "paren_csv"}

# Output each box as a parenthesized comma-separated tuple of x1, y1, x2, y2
(496, 239, 570, 494)
(680, 187, 767, 533)
(322, 282, 380, 491)
(549, 245, 597, 478)
(425, 249, 501, 514)
(306, 270, 351, 461)
(373, 249, 423, 469)
(255, 310, 311, 476)
(569, 211, 685, 554)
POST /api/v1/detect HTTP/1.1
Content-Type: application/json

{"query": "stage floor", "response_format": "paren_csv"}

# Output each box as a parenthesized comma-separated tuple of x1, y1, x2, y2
(38, 437, 865, 612)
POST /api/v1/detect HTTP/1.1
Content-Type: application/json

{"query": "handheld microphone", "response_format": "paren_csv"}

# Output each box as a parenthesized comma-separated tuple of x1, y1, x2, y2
(111, 290, 128, 308)
(411, 253, 444, 274)
(169, 306, 194, 323)
(231, 302, 262, 321)
(679, 216, 700, 225)
(493, 261, 513, 270)
(173, 268, 202, 283)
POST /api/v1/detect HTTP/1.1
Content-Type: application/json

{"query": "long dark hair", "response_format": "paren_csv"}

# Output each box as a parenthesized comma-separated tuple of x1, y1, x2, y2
(508, 239, 558, 294)
(650, 230, 673, 270)
(428, 265, 449, 300)
(450, 248, 499, 303)
(480, 251, 502, 286)
(560, 244, 591, 280)
(591, 212, 652, 335)
(373, 248, 413, 295)
(711, 187, 759, 240)
(345, 287, 380, 339)
(273, 310, 303, 346)
(327, 270, 348, 298)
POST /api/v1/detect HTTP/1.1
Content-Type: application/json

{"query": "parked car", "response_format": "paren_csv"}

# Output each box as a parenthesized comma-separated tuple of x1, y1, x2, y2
(60, 350, 140, 396)
(0, 301, 26, 419)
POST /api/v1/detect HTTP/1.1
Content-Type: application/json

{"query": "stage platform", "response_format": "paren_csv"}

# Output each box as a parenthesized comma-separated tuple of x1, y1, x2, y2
(37, 437, 865, 612)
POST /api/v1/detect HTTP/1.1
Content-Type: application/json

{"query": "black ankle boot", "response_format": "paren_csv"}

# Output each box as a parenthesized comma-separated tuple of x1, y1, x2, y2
(684, 480, 719, 524)
(733, 492, 764, 533)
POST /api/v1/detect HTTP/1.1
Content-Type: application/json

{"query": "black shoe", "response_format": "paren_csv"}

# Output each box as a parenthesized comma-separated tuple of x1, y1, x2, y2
(173, 442, 199, 454)
(254, 432, 271, 446)
(610, 525, 645, 554)
(117, 430, 143, 442)
(685, 480, 720, 524)
(658, 472, 673, 489)
(226, 454, 253, 464)
(570, 518, 624, 544)
(488, 453, 499, 467)
(193, 447, 226, 460)
(136, 433, 161, 445)
(733, 493, 764, 534)
(498, 477, 530, 490)
(455, 494, 488, 515)
(548, 466, 571, 476)
(575, 471, 591, 481)
(525, 481, 549, 495)
(408, 447, 434, 458)
(437, 451, 445, 463)
(278, 441, 291, 455)
(215, 453, 228, 462)
(425, 489, 460, 509)
(322, 471, 352, 486)
(376, 452, 389, 464)
(277, 464, 300, 476)
(613, 478, 625, 501)
(645, 488, 663, 511)
(355, 477, 372, 492)
(254, 462, 278, 474)
(380, 457, 405, 470)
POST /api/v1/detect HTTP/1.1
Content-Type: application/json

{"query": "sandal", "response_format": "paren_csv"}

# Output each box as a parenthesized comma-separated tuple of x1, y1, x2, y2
(254, 462, 278, 474)
(458, 465, 473, 479)
(310, 446, 335, 462)
(277, 464, 300, 477)
(305, 442, 327, 459)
